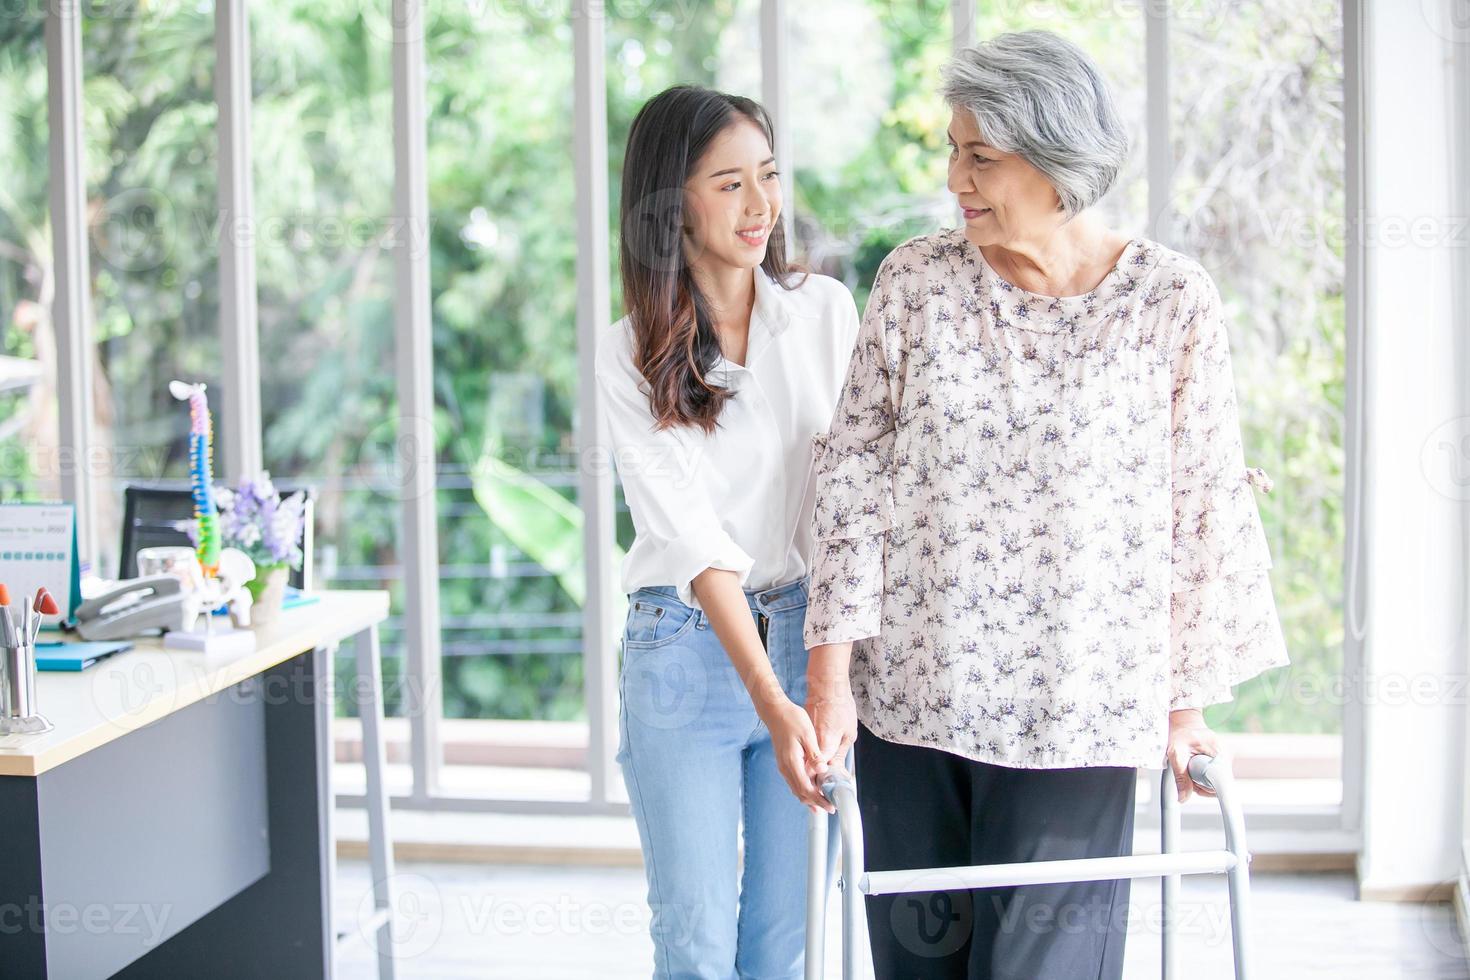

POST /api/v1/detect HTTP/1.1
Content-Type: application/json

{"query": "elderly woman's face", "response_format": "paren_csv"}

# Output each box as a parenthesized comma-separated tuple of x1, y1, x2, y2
(945, 108, 1063, 246)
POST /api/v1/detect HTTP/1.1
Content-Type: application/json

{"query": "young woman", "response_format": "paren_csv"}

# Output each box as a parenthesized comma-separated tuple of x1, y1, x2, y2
(594, 85, 859, 977)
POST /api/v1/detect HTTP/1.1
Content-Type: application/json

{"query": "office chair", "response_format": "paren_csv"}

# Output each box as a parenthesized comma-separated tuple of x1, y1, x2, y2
(118, 482, 315, 590)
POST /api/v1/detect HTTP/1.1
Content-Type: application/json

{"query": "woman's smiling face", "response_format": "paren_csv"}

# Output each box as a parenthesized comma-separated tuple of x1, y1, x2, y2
(945, 108, 1063, 247)
(682, 118, 783, 272)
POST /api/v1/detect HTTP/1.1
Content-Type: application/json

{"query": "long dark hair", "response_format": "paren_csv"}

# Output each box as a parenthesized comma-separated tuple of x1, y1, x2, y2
(619, 85, 803, 435)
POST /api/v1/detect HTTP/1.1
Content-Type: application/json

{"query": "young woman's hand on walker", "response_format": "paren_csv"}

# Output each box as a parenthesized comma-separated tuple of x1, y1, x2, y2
(690, 568, 832, 814)
(754, 683, 834, 814)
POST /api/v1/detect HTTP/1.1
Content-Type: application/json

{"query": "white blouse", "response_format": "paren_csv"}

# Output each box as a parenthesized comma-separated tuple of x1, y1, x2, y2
(595, 268, 861, 611)
(802, 229, 1290, 770)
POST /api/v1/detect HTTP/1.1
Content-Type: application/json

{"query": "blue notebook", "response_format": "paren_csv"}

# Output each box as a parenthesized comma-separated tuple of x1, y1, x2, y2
(35, 639, 134, 672)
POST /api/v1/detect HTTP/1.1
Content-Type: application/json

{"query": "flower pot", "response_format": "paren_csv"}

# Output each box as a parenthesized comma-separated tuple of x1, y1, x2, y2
(246, 565, 291, 626)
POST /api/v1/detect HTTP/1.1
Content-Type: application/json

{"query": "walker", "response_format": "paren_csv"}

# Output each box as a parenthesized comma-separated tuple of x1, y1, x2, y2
(805, 753, 1253, 979)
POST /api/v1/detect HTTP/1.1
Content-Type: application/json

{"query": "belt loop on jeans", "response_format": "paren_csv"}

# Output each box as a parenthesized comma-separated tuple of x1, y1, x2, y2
(753, 577, 807, 614)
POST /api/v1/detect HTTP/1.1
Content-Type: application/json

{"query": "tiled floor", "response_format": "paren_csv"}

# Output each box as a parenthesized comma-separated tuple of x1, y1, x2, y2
(334, 860, 1468, 979)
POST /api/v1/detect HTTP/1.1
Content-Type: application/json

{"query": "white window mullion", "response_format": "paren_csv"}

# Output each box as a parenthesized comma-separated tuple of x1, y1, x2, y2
(1143, 0, 1171, 245)
(951, 0, 974, 53)
(759, 0, 792, 261)
(950, 0, 975, 227)
(45, 0, 97, 567)
(390, 0, 444, 802)
(572, 0, 618, 806)
(1337, 0, 1370, 843)
(215, 0, 263, 484)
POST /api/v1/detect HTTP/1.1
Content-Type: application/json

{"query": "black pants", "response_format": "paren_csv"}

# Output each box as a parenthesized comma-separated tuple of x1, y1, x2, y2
(856, 721, 1136, 979)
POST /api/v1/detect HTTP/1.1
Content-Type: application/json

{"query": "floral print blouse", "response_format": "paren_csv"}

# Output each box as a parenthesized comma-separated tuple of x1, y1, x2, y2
(802, 229, 1290, 769)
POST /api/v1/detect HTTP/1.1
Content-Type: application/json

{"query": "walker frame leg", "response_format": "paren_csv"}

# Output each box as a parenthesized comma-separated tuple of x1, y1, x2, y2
(1161, 767, 1181, 980)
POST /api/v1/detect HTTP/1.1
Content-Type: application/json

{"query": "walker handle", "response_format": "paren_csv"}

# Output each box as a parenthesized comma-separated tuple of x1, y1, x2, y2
(1187, 753, 1220, 793)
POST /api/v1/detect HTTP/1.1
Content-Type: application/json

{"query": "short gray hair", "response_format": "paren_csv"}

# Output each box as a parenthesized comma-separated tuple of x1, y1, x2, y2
(940, 30, 1128, 217)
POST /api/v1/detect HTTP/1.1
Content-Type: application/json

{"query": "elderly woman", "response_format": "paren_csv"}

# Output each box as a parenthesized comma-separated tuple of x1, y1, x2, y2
(798, 30, 1290, 978)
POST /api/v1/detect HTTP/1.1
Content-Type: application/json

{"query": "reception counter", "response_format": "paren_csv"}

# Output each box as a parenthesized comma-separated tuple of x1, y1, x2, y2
(0, 590, 391, 979)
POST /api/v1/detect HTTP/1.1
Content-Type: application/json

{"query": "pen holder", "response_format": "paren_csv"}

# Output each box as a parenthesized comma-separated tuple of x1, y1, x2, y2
(0, 642, 53, 735)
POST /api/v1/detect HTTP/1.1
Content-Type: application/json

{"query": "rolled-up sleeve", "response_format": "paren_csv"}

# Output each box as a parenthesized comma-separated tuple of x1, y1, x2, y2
(1167, 274, 1290, 710)
(803, 257, 907, 648)
(595, 344, 755, 609)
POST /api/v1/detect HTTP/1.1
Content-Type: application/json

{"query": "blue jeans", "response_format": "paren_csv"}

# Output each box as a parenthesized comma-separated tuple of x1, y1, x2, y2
(616, 578, 814, 979)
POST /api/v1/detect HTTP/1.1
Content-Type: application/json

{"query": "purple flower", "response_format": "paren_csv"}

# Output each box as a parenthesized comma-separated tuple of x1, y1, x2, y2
(205, 470, 307, 569)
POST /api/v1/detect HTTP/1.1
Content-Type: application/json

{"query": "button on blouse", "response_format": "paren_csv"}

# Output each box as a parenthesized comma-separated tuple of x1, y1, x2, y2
(596, 269, 861, 611)
(802, 229, 1290, 769)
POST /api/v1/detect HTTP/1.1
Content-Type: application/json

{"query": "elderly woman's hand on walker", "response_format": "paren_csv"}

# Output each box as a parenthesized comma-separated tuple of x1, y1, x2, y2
(804, 642, 859, 793)
(1167, 707, 1227, 803)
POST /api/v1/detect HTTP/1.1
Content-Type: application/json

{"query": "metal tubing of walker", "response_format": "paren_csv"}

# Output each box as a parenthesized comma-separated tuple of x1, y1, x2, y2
(1189, 754, 1253, 980)
(1161, 766, 1182, 980)
(809, 752, 1251, 979)
(861, 848, 1235, 894)
(804, 806, 829, 980)
(831, 775, 865, 980)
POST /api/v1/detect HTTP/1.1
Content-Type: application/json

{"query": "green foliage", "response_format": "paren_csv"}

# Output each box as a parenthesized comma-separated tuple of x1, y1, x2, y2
(470, 452, 628, 608)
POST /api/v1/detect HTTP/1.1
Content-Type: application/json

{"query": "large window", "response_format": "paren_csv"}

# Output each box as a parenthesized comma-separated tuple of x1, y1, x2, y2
(427, 3, 586, 800)
(249, 0, 412, 793)
(782, 0, 961, 293)
(0, 14, 55, 504)
(0, 4, 225, 571)
(1168, 2, 1345, 772)
(11, 0, 1351, 824)
(85, 3, 223, 579)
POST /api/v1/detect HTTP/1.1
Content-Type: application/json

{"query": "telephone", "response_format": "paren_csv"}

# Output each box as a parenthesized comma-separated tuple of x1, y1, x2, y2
(74, 575, 200, 642)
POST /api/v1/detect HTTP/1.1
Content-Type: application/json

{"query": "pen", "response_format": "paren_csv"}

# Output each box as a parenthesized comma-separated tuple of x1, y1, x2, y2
(31, 589, 57, 646)
(0, 582, 12, 647)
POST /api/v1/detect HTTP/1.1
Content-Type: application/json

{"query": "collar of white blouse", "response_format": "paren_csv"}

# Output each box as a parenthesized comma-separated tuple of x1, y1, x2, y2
(709, 268, 794, 382)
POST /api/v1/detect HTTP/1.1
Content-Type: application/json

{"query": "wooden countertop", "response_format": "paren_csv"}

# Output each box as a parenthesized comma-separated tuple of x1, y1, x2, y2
(0, 590, 390, 777)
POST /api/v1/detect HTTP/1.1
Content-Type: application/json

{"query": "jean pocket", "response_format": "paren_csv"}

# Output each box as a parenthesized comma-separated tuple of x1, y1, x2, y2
(622, 592, 698, 649)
